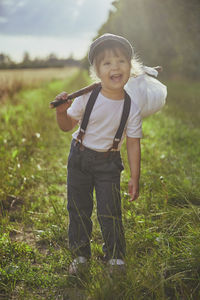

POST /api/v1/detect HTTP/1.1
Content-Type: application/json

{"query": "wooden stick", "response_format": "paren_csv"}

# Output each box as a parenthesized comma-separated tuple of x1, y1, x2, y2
(50, 82, 101, 108)
(50, 66, 162, 108)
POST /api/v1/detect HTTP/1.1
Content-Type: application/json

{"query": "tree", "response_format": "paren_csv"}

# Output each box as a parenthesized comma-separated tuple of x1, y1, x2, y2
(95, 0, 200, 78)
(0, 53, 13, 68)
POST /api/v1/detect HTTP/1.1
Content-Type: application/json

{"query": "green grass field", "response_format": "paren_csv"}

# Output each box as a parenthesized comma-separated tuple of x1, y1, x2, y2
(0, 69, 200, 299)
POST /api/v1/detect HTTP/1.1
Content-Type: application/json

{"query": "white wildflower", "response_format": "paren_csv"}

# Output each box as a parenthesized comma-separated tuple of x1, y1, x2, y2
(35, 133, 40, 139)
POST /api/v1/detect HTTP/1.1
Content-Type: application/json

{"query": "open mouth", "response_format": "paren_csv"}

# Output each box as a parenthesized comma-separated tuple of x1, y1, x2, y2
(110, 74, 122, 82)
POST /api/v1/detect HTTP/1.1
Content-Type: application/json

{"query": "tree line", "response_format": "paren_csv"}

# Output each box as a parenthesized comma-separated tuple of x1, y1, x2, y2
(93, 0, 200, 79)
(0, 52, 81, 69)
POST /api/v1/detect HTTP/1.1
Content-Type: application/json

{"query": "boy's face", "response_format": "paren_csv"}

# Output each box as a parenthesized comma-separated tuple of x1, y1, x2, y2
(96, 48, 131, 97)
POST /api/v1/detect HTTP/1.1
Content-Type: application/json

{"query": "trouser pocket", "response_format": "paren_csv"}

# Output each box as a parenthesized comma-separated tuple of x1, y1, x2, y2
(114, 158, 124, 172)
(112, 156, 124, 173)
(67, 143, 81, 169)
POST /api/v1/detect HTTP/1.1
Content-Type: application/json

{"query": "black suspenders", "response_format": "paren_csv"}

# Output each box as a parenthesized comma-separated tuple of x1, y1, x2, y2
(76, 85, 131, 152)
(76, 84, 102, 144)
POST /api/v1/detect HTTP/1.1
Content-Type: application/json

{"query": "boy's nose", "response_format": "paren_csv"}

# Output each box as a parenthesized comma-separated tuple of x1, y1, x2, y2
(111, 62, 119, 70)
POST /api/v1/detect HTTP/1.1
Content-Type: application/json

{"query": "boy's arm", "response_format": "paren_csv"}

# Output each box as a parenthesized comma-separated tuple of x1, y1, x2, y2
(55, 92, 78, 132)
(126, 137, 141, 202)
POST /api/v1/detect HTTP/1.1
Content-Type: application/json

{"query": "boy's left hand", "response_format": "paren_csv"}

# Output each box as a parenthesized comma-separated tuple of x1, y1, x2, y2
(128, 179, 139, 202)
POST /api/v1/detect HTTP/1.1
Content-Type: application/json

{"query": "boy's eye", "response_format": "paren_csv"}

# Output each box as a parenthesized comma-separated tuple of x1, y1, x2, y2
(103, 62, 110, 65)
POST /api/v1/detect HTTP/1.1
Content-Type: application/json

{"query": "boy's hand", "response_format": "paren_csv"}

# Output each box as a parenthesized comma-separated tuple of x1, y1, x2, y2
(154, 66, 163, 72)
(128, 179, 139, 202)
(54, 92, 72, 113)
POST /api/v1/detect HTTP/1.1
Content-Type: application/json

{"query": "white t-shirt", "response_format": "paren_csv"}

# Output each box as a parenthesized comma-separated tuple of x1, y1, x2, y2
(67, 92, 142, 152)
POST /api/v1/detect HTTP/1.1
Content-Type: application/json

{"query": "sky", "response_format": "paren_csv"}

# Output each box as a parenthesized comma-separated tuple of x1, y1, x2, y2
(0, 0, 114, 62)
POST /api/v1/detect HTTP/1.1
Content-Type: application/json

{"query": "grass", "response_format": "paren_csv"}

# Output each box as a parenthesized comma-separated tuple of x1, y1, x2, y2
(0, 70, 200, 299)
(0, 67, 77, 102)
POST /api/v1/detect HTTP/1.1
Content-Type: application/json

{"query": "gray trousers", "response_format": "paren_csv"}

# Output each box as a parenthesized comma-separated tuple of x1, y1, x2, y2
(67, 139, 126, 260)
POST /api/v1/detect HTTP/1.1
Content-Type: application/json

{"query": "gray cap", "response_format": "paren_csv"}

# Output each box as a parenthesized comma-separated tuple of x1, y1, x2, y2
(88, 33, 133, 64)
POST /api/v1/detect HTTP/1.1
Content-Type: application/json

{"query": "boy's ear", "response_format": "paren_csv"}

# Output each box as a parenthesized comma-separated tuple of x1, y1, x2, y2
(94, 65, 100, 78)
(96, 69, 100, 78)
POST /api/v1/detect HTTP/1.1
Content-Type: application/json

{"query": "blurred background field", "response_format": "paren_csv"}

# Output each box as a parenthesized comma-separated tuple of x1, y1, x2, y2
(0, 67, 77, 102)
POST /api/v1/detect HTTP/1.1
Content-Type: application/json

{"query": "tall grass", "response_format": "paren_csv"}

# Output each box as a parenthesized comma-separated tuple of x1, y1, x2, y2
(0, 67, 77, 102)
(0, 71, 200, 299)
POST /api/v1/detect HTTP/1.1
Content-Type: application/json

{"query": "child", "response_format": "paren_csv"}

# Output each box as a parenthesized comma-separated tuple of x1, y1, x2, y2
(54, 33, 164, 275)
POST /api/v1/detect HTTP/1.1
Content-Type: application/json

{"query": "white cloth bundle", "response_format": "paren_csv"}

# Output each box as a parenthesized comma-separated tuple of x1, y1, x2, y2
(125, 67, 167, 118)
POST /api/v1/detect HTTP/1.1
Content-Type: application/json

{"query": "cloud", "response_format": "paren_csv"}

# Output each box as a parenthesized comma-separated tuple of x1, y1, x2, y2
(0, 17, 8, 23)
(0, 0, 113, 37)
(75, 0, 86, 6)
(17, 1, 27, 8)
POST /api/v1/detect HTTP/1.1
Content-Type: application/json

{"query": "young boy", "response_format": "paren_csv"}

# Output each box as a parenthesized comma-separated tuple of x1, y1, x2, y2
(55, 33, 142, 274)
